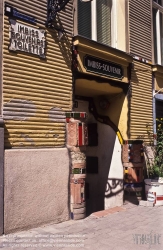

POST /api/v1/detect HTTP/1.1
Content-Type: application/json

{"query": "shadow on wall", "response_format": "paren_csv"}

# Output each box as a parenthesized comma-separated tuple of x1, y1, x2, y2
(3, 124, 11, 149)
(105, 178, 123, 199)
(85, 127, 124, 216)
(127, 64, 139, 139)
(48, 14, 72, 69)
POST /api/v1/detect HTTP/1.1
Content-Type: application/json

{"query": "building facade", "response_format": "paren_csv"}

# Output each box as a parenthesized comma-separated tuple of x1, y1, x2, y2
(0, 0, 160, 234)
(0, 0, 73, 234)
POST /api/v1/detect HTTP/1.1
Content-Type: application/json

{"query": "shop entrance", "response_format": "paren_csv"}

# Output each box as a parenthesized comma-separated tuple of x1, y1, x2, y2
(74, 77, 125, 215)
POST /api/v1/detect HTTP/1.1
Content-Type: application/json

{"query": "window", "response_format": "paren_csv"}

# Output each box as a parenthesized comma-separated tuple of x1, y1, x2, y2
(156, 99, 163, 132)
(153, 0, 163, 64)
(153, 93, 163, 134)
(78, 0, 112, 46)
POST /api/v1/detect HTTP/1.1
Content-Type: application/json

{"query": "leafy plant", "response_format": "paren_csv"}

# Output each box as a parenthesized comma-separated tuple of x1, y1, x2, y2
(145, 119, 163, 178)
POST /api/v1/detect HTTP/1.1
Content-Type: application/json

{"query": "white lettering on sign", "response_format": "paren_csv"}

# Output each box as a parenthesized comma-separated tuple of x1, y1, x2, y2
(9, 19, 46, 58)
(87, 59, 121, 75)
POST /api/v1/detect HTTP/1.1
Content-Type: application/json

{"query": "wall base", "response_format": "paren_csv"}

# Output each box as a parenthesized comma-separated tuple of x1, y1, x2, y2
(4, 148, 69, 234)
(0, 127, 4, 235)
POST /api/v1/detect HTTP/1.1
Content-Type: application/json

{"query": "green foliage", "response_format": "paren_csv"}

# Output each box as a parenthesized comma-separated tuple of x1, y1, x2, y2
(146, 119, 163, 178)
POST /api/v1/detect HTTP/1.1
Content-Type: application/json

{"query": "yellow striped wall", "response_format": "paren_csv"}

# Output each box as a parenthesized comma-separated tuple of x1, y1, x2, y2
(3, 0, 73, 148)
(129, 60, 153, 143)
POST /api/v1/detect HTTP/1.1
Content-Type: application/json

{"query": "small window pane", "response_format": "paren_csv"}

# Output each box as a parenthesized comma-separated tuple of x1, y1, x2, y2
(78, 0, 91, 39)
(97, 0, 112, 46)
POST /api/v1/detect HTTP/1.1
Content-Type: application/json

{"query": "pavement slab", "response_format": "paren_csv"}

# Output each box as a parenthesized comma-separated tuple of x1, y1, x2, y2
(0, 203, 163, 249)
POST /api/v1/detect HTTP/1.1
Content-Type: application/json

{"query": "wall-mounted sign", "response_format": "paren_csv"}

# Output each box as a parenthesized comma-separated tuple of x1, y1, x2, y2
(5, 4, 36, 24)
(9, 19, 46, 58)
(84, 55, 123, 79)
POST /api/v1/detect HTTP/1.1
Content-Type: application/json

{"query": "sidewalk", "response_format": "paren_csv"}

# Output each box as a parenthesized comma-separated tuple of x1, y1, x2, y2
(0, 202, 163, 250)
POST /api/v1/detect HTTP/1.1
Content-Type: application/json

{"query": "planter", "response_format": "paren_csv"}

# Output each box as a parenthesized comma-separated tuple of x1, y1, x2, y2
(144, 178, 163, 206)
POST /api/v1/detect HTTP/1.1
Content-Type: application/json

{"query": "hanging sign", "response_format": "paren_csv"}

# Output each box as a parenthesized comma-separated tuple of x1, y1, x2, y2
(84, 55, 123, 79)
(9, 19, 46, 58)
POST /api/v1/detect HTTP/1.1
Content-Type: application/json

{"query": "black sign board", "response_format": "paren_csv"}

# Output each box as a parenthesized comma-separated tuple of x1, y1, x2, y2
(84, 55, 123, 79)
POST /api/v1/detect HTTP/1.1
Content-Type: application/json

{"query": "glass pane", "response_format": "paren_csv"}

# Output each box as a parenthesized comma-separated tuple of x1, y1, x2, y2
(158, 0, 162, 5)
(97, 0, 112, 46)
(153, 8, 157, 64)
(78, 0, 91, 39)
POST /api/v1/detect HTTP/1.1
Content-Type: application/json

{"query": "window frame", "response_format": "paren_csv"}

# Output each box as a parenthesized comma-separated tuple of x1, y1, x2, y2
(77, 0, 117, 48)
(153, 0, 163, 64)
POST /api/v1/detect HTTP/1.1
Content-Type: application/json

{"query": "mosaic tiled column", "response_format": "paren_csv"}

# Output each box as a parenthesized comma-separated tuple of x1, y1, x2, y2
(122, 140, 144, 202)
(66, 112, 88, 220)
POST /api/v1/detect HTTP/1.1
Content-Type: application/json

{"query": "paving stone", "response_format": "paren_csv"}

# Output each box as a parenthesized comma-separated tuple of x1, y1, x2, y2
(84, 230, 104, 240)
(99, 236, 122, 247)
(84, 237, 98, 245)
(95, 228, 112, 236)
(87, 241, 112, 250)
(0, 204, 163, 250)
(89, 242, 105, 250)
(113, 243, 149, 250)
(66, 225, 86, 230)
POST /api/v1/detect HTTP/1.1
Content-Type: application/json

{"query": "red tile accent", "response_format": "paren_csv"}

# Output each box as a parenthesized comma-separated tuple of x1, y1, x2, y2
(91, 206, 126, 218)
(74, 184, 81, 204)
(122, 144, 129, 163)
(80, 113, 86, 118)
(72, 162, 86, 169)
(70, 183, 75, 204)
(78, 123, 82, 146)
(67, 123, 78, 146)
(156, 196, 163, 201)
